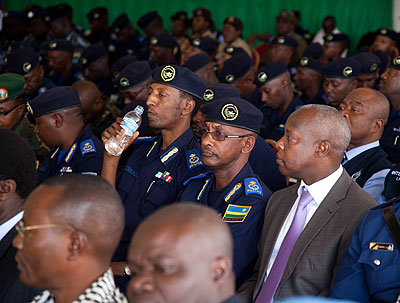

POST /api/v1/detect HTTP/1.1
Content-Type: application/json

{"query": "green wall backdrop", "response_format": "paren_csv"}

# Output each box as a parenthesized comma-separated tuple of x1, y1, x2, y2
(4, 0, 392, 54)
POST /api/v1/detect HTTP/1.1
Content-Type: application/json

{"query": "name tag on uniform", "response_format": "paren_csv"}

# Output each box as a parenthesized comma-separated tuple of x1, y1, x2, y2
(369, 242, 394, 251)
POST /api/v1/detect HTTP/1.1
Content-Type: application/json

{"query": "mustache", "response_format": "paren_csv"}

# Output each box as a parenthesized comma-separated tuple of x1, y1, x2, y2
(201, 146, 216, 156)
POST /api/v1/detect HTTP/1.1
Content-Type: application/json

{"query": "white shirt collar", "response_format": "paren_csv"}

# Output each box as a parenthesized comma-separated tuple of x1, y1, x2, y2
(345, 141, 380, 161)
(0, 211, 23, 241)
(298, 166, 343, 204)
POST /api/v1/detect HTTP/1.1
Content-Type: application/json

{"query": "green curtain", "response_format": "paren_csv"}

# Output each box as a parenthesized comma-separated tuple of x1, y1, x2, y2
(4, 0, 392, 54)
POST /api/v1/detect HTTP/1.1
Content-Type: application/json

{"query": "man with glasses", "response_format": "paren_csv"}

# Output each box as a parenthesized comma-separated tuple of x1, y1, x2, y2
(13, 174, 127, 303)
(0, 128, 39, 302)
(6, 47, 55, 101)
(179, 97, 271, 288)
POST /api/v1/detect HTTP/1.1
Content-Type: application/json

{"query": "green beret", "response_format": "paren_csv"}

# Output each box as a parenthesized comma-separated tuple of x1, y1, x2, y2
(0, 73, 25, 103)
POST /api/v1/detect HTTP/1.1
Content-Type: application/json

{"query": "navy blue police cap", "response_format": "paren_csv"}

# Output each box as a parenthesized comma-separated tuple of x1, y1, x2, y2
(297, 56, 323, 73)
(152, 65, 207, 100)
(26, 7, 47, 19)
(170, 11, 189, 26)
(190, 37, 219, 56)
(374, 50, 389, 75)
(254, 61, 287, 88)
(79, 42, 107, 68)
(47, 40, 74, 53)
(111, 55, 137, 79)
(3, 11, 27, 20)
(202, 83, 240, 103)
(323, 58, 361, 79)
(150, 33, 178, 49)
(323, 33, 349, 43)
(351, 52, 381, 75)
(45, 5, 69, 23)
(389, 55, 400, 70)
(272, 35, 298, 49)
(302, 43, 324, 60)
(137, 11, 159, 29)
(218, 52, 253, 84)
(7, 47, 40, 76)
(223, 16, 243, 31)
(202, 97, 263, 133)
(224, 45, 247, 56)
(114, 61, 151, 90)
(112, 13, 130, 34)
(192, 8, 212, 21)
(27, 87, 81, 118)
(376, 27, 398, 42)
(86, 7, 108, 22)
(183, 53, 211, 72)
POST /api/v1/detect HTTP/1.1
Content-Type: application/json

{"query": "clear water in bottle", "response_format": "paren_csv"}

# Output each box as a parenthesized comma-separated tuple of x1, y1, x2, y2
(105, 105, 144, 156)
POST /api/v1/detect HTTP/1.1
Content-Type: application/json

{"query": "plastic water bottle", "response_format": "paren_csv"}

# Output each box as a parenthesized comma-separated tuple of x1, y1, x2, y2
(105, 105, 144, 156)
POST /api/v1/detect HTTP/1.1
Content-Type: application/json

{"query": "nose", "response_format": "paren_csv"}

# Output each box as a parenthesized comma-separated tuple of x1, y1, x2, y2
(127, 270, 154, 297)
(381, 70, 388, 80)
(276, 136, 284, 151)
(146, 91, 157, 107)
(12, 232, 24, 250)
(34, 124, 39, 134)
(201, 131, 214, 146)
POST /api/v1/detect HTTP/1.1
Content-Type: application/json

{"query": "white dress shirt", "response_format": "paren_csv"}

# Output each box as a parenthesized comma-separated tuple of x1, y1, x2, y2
(0, 211, 23, 241)
(265, 166, 343, 277)
(343, 141, 390, 201)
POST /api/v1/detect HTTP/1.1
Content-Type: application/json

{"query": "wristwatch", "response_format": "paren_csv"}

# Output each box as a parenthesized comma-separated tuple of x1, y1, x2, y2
(123, 264, 132, 277)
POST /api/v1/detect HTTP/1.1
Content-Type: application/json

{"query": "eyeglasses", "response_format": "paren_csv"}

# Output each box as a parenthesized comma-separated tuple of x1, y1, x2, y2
(120, 83, 148, 101)
(198, 129, 253, 141)
(0, 103, 23, 116)
(15, 220, 74, 238)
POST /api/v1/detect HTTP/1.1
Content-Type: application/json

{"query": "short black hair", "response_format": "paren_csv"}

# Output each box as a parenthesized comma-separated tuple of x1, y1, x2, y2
(0, 128, 37, 198)
(179, 90, 202, 117)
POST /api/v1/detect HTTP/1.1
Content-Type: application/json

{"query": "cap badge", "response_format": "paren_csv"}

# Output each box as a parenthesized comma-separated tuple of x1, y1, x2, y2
(225, 74, 235, 83)
(23, 62, 32, 73)
(113, 71, 120, 79)
(227, 16, 235, 23)
(27, 11, 34, 18)
(225, 46, 234, 53)
(380, 28, 388, 35)
(114, 27, 120, 33)
(370, 63, 378, 72)
(161, 65, 176, 82)
(49, 41, 57, 49)
(221, 104, 239, 121)
(26, 102, 34, 115)
(326, 34, 333, 41)
(393, 56, 400, 66)
(203, 89, 214, 102)
(173, 46, 178, 56)
(120, 78, 130, 88)
(277, 36, 285, 44)
(343, 66, 353, 77)
(300, 57, 308, 66)
(108, 44, 116, 52)
(150, 37, 158, 45)
(93, 12, 100, 19)
(0, 88, 8, 101)
(80, 57, 88, 65)
(257, 72, 268, 83)
(193, 37, 201, 46)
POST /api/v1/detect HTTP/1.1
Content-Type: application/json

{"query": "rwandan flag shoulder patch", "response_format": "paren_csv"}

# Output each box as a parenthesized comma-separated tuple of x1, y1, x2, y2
(222, 204, 252, 223)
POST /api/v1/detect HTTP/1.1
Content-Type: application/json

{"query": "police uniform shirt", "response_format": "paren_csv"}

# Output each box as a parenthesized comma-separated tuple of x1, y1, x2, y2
(36, 125, 104, 185)
(381, 110, 400, 164)
(299, 85, 328, 105)
(50, 64, 85, 86)
(113, 127, 206, 261)
(26, 77, 56, 101)
(343, 141, 392, 201)
(259, 94, 304, 140)
(328, 197, 400, 302)
(179, 162, 271, 287)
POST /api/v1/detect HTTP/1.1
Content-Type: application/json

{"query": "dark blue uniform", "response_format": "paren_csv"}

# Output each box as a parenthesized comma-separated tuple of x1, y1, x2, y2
(381, 111, 400, 164)
(25, 77, 56, 102)
(249, 136, 286, 191)
(114, 128, 207, 261)
(36, 125, 104, 184)
(299, 86, 327, 105)
(50, 64, 86, 86)
(328, 197, 400, 302)
(179, 162, 271, 287)
(259, 94, 304, 140)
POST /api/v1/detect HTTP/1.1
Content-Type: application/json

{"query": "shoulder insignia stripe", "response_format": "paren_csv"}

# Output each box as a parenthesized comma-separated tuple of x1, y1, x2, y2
(65, 144, 77, 163)
(197, 178, 211, 200)
(146, 140, 158, 158)
(224, 183, 242, 202)
(160, 147, 179, 164)
(50, 147, 60, 159)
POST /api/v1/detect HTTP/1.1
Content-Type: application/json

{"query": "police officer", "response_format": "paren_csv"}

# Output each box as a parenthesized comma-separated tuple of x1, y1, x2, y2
(352, 52, 381, 89)
(25, 7, 52, 59)
(80, 42, 116, 100)
(323, 58, 361, 108)
(254, 61, 304, 140)
(370, 27, 399, 58)
(328, 195, 400, 302)
(135, 11, 163, 60)
(47, 40, 86, 86)
(170, 11, 189, 51)
(149, 32, 180, 66)
(183, 53, 219, 85)
(294, 56, 326, 105)
(192, 83, 286, 191)
(380, 56, 400, 164)
(322, 33, 349, 63)
(270, 35, 299, 72)
(191, 8, 215, 39)
(6, 47, 55, 100)
(28, 86, 104, 184)
(101, 65, 208, 287)
(380, 163, 400, 202)
(113, 61, 153, 137)
(84, 6, 109, 44)
(182, 36, 219, 63)
(179, 97, 271, 287)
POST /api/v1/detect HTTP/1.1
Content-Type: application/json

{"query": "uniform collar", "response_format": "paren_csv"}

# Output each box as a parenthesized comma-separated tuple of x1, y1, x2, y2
(345, 140, 380, 161)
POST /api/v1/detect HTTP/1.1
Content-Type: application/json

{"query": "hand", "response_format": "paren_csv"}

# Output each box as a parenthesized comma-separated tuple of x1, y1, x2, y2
(102, 118, 140, 156)
(248, 33, 258, 45)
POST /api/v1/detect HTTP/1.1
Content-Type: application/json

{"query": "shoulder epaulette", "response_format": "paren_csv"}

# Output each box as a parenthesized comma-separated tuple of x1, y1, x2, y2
(244, 177, 263, 197)
(183, 171, 212, 186)
(185, 149, 204, 171)
(133, 136, 158, 144)
(372, 197, 400, 210)
(80, 139, 97, 156)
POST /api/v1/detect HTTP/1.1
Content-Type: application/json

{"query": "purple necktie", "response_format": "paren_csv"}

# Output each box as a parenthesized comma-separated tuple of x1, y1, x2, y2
(255, 186, 314, 303)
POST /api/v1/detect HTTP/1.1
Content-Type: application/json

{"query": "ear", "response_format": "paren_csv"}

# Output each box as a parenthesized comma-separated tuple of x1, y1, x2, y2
(241, 136, 256, 154)
(0, 179, 17, 201)
(16, 103, 26, 115)
(52, 112, 63, 128)
(350, 79, 358, 90)
(39, 65, 44, 78)
(211, 256, 231, 284)
(181, 99, 196, 116)
(315, 140, 330, 158)
(67, 231, 88, 260)
(372, 118, 385, 133)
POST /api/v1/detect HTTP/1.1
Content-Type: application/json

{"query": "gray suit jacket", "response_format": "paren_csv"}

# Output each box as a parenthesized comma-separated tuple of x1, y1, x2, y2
(238, 170, 378, 302)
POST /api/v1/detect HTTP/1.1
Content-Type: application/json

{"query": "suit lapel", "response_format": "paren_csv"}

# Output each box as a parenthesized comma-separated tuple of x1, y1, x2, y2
(280, 171, 352, 284)
(0, 228, 17, 259)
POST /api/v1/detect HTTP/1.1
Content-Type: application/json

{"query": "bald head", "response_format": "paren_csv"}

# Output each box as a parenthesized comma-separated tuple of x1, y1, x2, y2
(72, 80, 104, 123)
(41, 174, 125, 261)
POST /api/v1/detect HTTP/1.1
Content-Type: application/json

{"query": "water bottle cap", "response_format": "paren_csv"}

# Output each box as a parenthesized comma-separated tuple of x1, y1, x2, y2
(135, 105, 144, 115)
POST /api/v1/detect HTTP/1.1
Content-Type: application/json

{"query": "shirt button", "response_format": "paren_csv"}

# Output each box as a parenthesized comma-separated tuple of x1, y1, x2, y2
(373, 259, 381, 266)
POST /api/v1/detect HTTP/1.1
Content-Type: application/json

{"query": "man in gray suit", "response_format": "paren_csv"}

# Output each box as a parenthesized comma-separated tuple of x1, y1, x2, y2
(238, 104, 378, 303)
